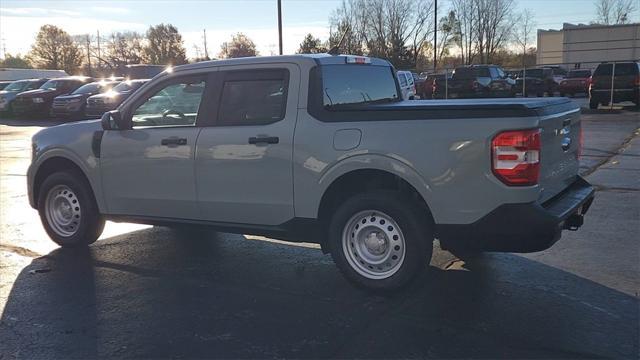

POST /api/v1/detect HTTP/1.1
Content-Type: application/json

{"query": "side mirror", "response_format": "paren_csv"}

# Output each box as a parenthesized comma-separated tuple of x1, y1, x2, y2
(101, 110, 126, 130)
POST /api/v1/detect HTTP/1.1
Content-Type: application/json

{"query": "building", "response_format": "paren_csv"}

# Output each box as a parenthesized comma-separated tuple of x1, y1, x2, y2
(537, 22, 639, 70)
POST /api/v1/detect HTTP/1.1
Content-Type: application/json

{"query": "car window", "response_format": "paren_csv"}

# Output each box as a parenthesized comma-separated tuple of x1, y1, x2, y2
(613, 63, 638, 76)
(4, 81, 29, 92)
(496, 67, 505, 78)
(567, 70, 591, 78)
(322, 65, 399, 107)
(131, 78, 205, 128)
(398, 73, 408, 87)
(406, 74, 414, 86)
(489, 67, 499, 78)
(217, 78, 287, 126)
(72, 83, 102, 95)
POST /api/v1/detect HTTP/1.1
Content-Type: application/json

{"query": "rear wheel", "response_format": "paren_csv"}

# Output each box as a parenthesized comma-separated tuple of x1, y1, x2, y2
(328, 192, 433, 291)
(38, 171, 104, 247)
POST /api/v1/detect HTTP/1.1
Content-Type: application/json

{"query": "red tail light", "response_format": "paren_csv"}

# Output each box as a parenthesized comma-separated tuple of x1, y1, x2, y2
(634, 75, 640, 86)
(492, 129, 541, 186)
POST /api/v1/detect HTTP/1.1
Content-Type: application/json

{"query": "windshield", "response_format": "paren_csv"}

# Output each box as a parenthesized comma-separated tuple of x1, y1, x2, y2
(113, 80, 145, 93)
(322, 65, 400, 107)
(40, 80, 60, 90)
(72, 83, 102, 95)
(4, 81, 30, 92)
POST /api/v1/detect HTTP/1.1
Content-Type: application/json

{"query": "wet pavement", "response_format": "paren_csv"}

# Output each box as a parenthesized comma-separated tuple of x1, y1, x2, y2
(0, 109, 638, 359)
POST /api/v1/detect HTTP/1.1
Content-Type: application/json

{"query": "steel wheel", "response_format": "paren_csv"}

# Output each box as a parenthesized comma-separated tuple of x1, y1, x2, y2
(341, 210, 406, 280)
(44, 184, 82, 237)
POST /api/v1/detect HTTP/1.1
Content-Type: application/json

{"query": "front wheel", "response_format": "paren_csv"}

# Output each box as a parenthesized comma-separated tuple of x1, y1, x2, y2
(38, 171, 105, 247)
(328, 192, 433, 291)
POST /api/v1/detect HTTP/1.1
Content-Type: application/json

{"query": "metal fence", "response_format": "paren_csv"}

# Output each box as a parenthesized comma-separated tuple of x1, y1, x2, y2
(421, 59, 638, 110)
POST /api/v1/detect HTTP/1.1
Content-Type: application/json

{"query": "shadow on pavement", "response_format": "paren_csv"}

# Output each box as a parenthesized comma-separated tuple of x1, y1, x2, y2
(1, 227, 638, 359)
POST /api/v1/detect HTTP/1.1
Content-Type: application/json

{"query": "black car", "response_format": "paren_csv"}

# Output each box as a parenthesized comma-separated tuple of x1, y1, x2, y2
(589, 62, 640, 109)
(446, 65, 515, 98)
(12, 77, 93, 117)
(85, 79, 149, 117)
(50, 80, 119, 119)
(515, 68, 556, 97)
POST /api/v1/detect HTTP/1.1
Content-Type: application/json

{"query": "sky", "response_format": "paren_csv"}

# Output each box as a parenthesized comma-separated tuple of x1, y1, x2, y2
(0, 0, 638, 59)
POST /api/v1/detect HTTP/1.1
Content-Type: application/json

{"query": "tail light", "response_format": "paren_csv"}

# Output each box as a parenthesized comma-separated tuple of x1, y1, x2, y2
(492, 129, 541, 186)
(634, 75, 640, 86)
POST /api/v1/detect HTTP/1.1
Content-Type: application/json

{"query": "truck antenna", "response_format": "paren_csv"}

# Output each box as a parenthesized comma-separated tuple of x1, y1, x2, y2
(328, 25, 350, 56)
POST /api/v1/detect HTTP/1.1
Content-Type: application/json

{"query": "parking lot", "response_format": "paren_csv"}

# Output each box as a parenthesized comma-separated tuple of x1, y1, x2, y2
(0, 104, 639, 358)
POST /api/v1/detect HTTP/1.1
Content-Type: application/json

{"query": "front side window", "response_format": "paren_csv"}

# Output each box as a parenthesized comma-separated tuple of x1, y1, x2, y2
(131, 78, 205, 128)
(218, 78, 286, 126)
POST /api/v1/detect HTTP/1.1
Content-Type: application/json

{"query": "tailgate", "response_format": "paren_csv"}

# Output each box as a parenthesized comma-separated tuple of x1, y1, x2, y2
(538, 107, 581, 202)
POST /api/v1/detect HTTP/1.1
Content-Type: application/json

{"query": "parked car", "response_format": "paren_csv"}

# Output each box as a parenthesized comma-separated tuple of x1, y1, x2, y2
(0, 81, 13, 90)
(50, 80, 120, 120)
(543, 65, 568, 86)
(397, 70, 416, 99)
(558, 69, 592, 97)
(411, 72, 425, 99)
(85, 79, 149, 118)
(589, 62, 640, 109)
(0, 78, 49, 115)
(428, 74, 450, 99)
(12, 77, 93, 117)
(515, 68, 556, 97)
(446, 65, 515, 98)
(28, 54, 594, 291)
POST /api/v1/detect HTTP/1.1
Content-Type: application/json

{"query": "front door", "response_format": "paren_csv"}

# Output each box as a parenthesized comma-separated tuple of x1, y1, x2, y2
(195, 65, 299, 225)
(101, 74, 208, 219)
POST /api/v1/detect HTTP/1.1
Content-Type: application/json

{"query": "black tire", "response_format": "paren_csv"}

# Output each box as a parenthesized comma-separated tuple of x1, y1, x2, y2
(327, 191, 433, 291)
(589, 99, 598, 109)
(37, 170, 105, 247)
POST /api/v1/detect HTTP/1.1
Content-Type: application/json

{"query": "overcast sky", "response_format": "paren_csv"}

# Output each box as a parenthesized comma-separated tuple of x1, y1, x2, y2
(1, 0, 638, 59)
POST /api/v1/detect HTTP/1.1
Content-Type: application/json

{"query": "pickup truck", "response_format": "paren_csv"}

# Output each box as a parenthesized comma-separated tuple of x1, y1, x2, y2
(27, 54, 594, 290)
(446, 65, 515, 98)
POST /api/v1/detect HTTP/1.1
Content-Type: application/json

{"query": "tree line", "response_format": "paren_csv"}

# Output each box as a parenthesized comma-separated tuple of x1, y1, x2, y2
(1, 0, 636, 74)
(1, 24, 260, 75)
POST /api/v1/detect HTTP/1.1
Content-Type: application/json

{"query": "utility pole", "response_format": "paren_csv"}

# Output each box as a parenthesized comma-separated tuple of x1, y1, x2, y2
(96, 30, 101, 72)
(203, 29, 209, 59)
(277, 0, 283, 55)
(433, 0, 437, 72)
(86, 34, 92, 74)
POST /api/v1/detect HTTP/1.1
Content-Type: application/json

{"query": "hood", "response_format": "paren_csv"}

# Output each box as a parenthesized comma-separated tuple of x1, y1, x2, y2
(16, 88, 58, 98)
(32, 119, 103, 156)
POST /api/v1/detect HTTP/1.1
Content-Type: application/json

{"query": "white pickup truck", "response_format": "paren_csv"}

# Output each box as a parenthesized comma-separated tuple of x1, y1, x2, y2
(28, 54, 594, 290)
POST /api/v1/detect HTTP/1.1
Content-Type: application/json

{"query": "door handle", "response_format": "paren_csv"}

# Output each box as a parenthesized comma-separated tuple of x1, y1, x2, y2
(248, 136, 279, 144)
(161, 137, 187, 146)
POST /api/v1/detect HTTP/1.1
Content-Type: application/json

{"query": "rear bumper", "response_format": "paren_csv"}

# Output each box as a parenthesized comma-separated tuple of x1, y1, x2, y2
(437, 176, 595, 253)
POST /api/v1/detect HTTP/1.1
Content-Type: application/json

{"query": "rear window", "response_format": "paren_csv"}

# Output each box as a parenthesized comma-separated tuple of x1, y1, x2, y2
(567, 70, 591, 78)
(594, 63, 638, 76)
(398, 73, 408, 87)
(453, 67, 490, 79)
(322, 65, 400, 107)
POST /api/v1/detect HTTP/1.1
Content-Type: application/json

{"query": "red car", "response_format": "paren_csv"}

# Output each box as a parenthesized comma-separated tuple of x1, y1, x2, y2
(559, 69, 591, 97)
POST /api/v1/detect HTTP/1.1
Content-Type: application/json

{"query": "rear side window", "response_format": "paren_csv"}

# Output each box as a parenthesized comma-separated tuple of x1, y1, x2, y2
(321, 65, 399, 107)
(594, 63, 638, 76)
(217, 71, 287, 126)
(398, 73, 408, 87)
(567, 70, 591, 78)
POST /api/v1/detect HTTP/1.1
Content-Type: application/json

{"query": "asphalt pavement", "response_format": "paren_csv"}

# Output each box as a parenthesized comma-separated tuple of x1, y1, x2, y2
(0, 105, 638, 359)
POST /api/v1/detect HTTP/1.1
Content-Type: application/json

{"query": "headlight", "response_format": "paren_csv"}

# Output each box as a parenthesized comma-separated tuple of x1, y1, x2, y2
(32, 97, 44, 103)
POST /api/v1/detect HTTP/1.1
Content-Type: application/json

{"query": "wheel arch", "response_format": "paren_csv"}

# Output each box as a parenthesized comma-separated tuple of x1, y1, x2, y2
(31, 152, 102, 212)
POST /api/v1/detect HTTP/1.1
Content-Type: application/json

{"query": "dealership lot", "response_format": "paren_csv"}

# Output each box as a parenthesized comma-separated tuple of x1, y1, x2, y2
(0, 107, 638, 358)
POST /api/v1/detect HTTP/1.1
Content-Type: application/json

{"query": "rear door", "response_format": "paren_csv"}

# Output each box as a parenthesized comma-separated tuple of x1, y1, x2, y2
(194, 64, 299, 225)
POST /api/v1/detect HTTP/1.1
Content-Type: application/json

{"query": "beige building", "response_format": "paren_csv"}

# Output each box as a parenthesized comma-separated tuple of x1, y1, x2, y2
(537, 23, 640, 70)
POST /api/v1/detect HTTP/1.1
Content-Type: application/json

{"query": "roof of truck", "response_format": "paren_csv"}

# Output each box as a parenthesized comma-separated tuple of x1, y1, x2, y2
(171, 54, 392, 73)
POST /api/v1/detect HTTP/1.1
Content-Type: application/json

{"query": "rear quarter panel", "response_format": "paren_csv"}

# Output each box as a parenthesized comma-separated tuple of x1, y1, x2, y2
(294, 110, 544, 225)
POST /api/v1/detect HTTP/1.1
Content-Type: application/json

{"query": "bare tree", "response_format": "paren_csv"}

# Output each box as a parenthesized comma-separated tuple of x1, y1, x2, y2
(513, 8, 536, 94)
(329, 0, 434, 68)
(595, 0, 637, 24)
(435, 10, 460, 67)
(451, 0, 477, 65)
(474, 0, 516, 64)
